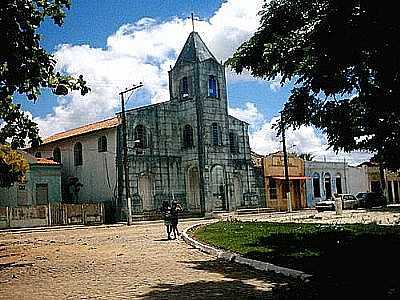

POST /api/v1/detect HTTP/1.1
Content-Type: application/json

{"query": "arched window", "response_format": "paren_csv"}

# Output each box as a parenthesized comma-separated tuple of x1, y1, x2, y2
(211, 123, 222, 146)
(229, 132, 239, 153)
(183, 125, 194, 148)
(313, 173, 321, 198)
(335, 173, 342, 194)
(53, 147, 61, 163)
(98, 136, 107, 152)
(180, 77, 189, 98)
(35, 152, 42, 158)
(134, 125, 147, 149)
(74, 142, 83, 166)
(208, 75, 218, 97)
(324, 173, 332, 199)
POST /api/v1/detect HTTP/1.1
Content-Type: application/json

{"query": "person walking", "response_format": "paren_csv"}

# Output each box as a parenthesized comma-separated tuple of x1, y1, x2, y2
(170, 200, 182, 239)
(161, 200, 172, 240)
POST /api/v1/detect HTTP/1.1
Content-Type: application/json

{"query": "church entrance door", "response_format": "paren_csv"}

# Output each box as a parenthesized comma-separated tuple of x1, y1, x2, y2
(211, 165, 226, 211)
(139, 175, 153, 211)
(232, 175, 243, 209)
(187, 167, 201, 212)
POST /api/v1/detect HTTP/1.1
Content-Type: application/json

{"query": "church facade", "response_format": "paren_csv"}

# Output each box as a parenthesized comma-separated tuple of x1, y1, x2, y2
(117, 31, 259, 217)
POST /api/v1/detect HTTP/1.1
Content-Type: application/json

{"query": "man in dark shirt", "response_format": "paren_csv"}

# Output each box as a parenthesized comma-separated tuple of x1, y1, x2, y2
(170, 200, 182, 239)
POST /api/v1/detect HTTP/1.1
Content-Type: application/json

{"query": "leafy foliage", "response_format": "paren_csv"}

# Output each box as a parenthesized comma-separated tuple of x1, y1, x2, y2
(0, 144, 29, 187)
(298, 153, 314, 161)
(0, 0, 90, 149)
(227, 0, 400, 169)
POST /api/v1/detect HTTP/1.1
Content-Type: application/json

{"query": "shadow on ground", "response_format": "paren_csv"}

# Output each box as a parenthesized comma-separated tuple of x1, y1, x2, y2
(140, 258, 312, 300)
(140, 280, 274, 300)
(140, 255, 400, 299)
(244, 227, 400, 299)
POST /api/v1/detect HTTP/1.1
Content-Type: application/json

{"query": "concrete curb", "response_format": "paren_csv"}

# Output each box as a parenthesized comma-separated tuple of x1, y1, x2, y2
(181, 223, 312, 280)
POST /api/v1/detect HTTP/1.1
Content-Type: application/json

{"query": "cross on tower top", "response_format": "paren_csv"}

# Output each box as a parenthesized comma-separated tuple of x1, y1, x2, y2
(191, 12, 195, 32)
(189, 12, 201, 32)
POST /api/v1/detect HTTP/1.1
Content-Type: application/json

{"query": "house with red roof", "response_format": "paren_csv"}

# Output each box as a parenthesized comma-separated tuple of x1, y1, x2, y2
(28, 117, 119, 210)
(0, 151, 62, 207)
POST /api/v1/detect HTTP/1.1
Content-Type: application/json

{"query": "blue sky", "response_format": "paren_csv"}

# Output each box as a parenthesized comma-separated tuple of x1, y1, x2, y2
(23, 0, 287, 122)
(18, 0, 371, 164)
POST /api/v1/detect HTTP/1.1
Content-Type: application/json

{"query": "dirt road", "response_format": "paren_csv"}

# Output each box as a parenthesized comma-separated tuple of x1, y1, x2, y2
(0, 220, 293, 299)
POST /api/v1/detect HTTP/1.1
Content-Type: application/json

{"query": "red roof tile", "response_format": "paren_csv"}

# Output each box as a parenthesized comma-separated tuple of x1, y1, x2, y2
(35, 158, 60, 165)
(43, 117, 119, 145)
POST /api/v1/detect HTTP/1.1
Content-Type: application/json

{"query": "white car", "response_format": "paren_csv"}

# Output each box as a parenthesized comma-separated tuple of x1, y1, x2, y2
(315, 194, 359, 212)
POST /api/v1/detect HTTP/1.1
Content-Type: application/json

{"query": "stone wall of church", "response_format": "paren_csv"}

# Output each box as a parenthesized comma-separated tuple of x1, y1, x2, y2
(118, 32, 259, 217)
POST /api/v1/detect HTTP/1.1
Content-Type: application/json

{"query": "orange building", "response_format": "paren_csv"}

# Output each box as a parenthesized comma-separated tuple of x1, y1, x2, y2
(263, 152, 307, 210)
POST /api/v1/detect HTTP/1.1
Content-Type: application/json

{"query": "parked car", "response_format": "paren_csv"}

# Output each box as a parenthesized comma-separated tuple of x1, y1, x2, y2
(315, 194, 359, 212)
(356, 192, 387, 208)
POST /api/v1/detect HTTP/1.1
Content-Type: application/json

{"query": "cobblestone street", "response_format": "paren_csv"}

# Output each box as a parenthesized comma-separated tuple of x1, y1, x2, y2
(1, 208, 400, 299)
(0, 219, 295, 300)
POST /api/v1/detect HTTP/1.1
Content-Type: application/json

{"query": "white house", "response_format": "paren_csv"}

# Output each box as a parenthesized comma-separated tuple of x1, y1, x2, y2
(29, 117, 119, 205)
(305, 161, 369, 207)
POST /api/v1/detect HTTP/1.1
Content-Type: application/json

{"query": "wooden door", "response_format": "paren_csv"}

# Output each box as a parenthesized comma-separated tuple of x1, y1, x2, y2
(36, 183, 49, 205)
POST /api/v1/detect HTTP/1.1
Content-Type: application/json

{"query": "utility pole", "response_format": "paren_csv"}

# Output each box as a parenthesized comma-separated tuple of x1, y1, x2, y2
(119, 83, 143, 225)
(281, 121, 292, 212)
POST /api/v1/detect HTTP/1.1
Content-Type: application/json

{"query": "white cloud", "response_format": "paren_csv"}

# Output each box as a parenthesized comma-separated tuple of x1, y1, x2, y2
(35, 0, 268, 137)
(229, 102, 264, 126)
(244, 110, 373, 166)
(269, 74, 284, 91)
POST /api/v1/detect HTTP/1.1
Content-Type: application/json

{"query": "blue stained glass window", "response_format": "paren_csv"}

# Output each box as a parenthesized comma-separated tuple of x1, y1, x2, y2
(208, 75, 217, 97)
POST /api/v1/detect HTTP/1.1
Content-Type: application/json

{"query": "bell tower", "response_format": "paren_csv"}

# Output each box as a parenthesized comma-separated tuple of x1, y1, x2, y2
(169, 31, 230, 214)
(168, 31, 227, 109)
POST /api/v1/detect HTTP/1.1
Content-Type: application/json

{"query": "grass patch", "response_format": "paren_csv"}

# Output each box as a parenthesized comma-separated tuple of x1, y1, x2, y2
(192, 221, 400, 298)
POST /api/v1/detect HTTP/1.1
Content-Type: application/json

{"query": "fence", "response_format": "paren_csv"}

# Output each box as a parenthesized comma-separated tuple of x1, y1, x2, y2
(0, 203, 104, 229)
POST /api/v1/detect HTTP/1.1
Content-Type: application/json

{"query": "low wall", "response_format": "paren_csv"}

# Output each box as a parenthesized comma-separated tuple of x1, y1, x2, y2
(10, 205, 48, 228)
(0, 203, 105, 229)
(0, 207, 9, 229)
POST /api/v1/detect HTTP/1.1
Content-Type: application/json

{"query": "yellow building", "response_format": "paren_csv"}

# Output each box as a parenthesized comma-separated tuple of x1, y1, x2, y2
(359, 162, 400, 203)
(263, 152, 307, 211)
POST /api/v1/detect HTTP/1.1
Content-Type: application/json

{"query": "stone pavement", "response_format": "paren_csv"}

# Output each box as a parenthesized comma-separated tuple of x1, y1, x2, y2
(0, 219, 296, 300)
(1, 208, 399, 299)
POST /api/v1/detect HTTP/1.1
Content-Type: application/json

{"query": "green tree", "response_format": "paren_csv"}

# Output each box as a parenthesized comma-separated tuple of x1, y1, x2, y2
(298, 153, 315, 161)
(228, 0, 400, 169)
(1, 0, 89, 149)
(0, 144, 29, 187)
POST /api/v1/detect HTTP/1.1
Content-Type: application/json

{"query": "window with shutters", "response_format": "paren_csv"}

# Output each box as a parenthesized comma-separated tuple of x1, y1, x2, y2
(74, 142, 83, 166)
(180, 77, 189, 98)
(53, 147, 61, 163)
(183, 124, 194, 148)
(229, 132, 239, 153)
(211, 123, 222, 146)
(134, 125, 147, 149)
(269, 178, 277, 199)
(98, 136, 107, 152)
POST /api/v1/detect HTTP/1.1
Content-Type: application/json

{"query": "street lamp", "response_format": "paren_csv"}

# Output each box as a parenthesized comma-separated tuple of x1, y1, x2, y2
(119, 83, 143, 225)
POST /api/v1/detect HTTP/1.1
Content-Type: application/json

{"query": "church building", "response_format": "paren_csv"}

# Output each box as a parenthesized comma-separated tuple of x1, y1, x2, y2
(117, 31, 259, 217)
(30, 31, 260, 219)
